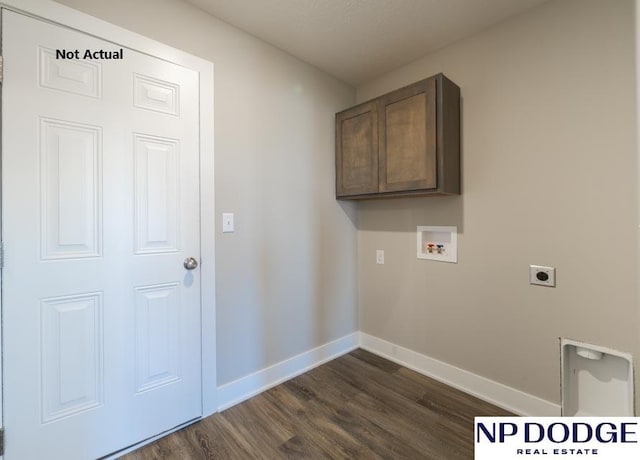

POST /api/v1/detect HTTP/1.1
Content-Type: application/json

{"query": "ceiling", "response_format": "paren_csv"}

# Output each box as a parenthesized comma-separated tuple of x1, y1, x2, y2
(183, 0, 549, 85)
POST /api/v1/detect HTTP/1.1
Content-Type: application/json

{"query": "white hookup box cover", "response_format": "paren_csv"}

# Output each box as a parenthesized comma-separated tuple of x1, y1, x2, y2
(475, 417, 640, 459)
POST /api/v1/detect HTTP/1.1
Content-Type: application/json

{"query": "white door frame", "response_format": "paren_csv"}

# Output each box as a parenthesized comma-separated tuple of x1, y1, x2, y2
(0, 0, 217, 436)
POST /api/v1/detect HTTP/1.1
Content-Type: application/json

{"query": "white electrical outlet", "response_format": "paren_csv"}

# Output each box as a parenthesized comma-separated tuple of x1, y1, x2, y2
(376, 250, 384, 264)
(530, 265, 555, 287)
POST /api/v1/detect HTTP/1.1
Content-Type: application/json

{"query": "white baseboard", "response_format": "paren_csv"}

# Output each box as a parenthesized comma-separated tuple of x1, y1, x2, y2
(358, 332, 560, 416)
(216, 332, 359, 411)
(215, 330, 559, 417)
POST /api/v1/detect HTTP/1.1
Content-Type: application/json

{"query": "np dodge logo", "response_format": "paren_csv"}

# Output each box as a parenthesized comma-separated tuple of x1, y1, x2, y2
(475, 417, 640, 459)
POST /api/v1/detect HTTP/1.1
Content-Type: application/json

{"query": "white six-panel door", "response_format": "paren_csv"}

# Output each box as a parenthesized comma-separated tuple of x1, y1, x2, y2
(2, 10, 202, 459)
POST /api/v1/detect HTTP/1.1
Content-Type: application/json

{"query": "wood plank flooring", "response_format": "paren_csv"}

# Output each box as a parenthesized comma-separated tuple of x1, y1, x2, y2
(121, 349, 512, 459)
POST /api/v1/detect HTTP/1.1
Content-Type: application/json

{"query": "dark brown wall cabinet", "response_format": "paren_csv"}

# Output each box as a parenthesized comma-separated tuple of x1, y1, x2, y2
(335, 73, 460, 199)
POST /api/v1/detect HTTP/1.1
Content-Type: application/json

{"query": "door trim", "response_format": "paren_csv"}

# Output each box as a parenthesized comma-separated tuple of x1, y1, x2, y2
(0, 0, 217, 437)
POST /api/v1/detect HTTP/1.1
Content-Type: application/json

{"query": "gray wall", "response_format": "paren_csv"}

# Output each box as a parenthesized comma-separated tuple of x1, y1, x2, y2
(356, 0, 638, 406)
(56, 0, 358, 385)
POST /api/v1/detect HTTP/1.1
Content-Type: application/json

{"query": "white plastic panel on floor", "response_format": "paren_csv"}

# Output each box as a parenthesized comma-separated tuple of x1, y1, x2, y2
(561, 338, 634, 416)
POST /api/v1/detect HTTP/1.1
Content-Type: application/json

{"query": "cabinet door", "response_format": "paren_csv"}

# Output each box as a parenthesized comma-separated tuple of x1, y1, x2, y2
(336, 101, 379, 197)
(379, 77, 436, 192)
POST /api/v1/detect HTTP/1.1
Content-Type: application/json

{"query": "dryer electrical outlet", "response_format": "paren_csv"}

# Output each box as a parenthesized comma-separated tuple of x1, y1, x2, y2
(530, 265, 556, 287)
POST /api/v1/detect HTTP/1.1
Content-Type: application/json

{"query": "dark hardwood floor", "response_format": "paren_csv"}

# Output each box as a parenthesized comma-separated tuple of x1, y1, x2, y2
(121, 349, 512, 459)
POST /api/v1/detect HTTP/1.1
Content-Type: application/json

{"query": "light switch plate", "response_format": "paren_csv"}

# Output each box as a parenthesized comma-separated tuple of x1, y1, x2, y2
(530, 265, 555, 287)
(222, 213, 234, 233)
(376, 250, 384, 264)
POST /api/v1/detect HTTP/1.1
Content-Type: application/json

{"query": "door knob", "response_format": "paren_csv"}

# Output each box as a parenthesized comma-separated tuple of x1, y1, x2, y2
(183, 257, 199, 270)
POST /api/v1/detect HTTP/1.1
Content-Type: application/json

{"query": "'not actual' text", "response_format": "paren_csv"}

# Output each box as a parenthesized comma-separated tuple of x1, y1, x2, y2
(55, 49, 124, 60)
